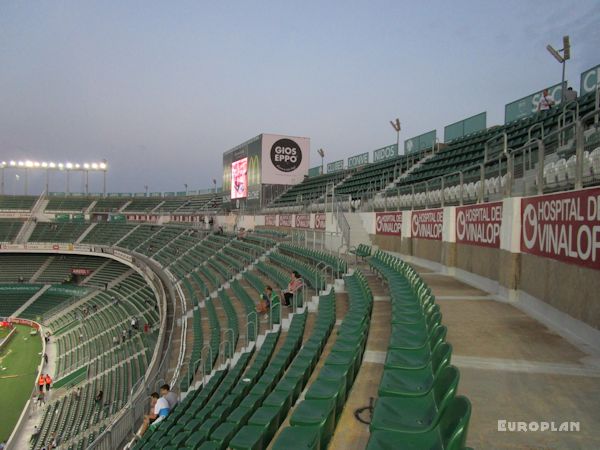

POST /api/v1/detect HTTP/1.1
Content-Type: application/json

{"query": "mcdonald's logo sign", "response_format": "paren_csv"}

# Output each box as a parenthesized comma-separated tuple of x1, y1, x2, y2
(247, 154, 261, 186)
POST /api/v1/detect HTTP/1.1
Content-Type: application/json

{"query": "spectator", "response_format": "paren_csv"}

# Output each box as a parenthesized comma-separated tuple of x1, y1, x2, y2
(122, 329, 127, 343)
(144, 322, 150, 333)
(257, 285, 273, 317)
(282, 271, 303, 307)
(537, 89, 555, 111)
(137, 392, 169, 438)
(160, 384, 178, 410)
(31, 426, 40, 441)
(38, 374, 45, 392)
(49, 431, 60, 449)
(73, 387, 81, 401)
(113, 335, 119, 346)
(45, 374, 52, 391)
(95, 390, 104, 403)
(565, 86, 578, 102)
(43, 353, 48, 364)
(36, 391, 45, 406)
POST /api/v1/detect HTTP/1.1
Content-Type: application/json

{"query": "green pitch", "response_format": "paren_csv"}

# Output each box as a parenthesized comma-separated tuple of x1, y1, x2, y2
(0, 325, 42, 442)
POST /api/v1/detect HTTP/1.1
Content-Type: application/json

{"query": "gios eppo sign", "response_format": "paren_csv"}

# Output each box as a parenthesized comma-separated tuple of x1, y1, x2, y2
(411, 209, 443, 240)
(376, 212, 402, 236)
(521, 188, 600, 270)
(456, 202, 503, 248)
(261, 134, 310, 185)
(270, 138, 302, 172)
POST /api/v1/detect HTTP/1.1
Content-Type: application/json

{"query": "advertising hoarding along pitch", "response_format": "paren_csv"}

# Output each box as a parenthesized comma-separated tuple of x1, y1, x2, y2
(504, 82, 564, 123)
(456, 202, 502, 248)
(295, 214, 310, 228)
(375, 212, 402, 236)
(265, 215, 276, 226)
(411, 208, 443, 240)
(278, 214, 292, 227)
(314, 213, 326, 230)
(520, 187, 600, 270)
(347, 152, 369, 169)
(327, 160, 344, 173)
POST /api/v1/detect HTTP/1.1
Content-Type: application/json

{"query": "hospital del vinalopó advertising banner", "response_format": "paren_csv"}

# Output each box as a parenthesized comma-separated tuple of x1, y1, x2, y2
(375, 212, 402, 236)
(411, 208, 443, 240)
(521, 187, 600, 270)
(456, 202, 502, 248)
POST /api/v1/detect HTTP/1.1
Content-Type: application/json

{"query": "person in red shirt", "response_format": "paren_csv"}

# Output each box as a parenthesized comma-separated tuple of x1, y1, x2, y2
(282, 271, 303, 307)
(45, 374, 52, 391)
(38, 374, 45, 392)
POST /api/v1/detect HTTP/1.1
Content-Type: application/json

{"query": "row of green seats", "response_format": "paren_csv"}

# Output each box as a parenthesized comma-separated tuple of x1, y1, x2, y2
(271, 272, 372, 449)
(279, 243, 347, 275)
(231, 291, 336, 449)
(367, 250, 471, 450)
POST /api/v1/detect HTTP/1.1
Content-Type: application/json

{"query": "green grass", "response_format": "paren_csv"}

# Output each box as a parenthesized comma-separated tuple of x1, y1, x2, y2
(0, 324, 42, 442)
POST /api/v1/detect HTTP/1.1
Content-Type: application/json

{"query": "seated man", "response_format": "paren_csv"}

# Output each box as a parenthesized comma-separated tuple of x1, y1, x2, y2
(256, 285, 274, 316)
(160, 384, 178, 410)
(282, 271, 303, 307)
(136, 392, 165, 438)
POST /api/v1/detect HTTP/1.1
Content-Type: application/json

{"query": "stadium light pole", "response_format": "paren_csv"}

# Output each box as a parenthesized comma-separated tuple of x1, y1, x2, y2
(1, 161, 6, 195)
(184, 183, 188, 195)
(317, 148, 325, 174)
(390, 118, 401, 153)
(144, 185, 149, 197)
(546, 36, 571, 103)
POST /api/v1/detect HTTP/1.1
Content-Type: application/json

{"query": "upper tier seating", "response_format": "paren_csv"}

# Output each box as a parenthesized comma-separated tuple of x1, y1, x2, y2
(269, 171, 351, 207)
(45, 197, 93, 212)
(0, 195, 36, 210)
(81, 223, 137, 246)
(0, 284, 42, 316)
(29, 222, 88, 242)
(0, 219, 23, 242)
(0, 254, 50, 282)
(123, 197, 164, 212)
(92, 197, 129, 212)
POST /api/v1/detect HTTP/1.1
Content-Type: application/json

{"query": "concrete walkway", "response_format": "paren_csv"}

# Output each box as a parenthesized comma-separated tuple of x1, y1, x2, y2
(329, 263, 600, 450)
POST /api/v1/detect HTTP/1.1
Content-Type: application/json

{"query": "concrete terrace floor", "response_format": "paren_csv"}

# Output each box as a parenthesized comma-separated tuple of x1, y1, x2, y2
(329, 263, 600, 450)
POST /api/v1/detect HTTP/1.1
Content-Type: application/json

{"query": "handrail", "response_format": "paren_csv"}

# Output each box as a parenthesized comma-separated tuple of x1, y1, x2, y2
(220, 328, 234, 365)
(246, 311, 257, 347)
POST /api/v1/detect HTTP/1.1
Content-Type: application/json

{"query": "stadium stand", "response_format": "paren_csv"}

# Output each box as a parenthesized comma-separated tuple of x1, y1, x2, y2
(45, 197, 93, 212)
(269, 170, 351, 208)
(81, 223, 137, 245)
(123, 197, 164, 212)
(0, 219, 23, 242)
(0, 195, 37, 210)
(0, 254, 50, 282)
(29, 222, 88, 242)
(0, 284, 42, 317)
(92, 197, 129, 212)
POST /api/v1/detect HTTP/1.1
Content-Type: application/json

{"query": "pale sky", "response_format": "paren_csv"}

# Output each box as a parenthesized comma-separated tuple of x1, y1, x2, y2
(1, 0, 599, 194)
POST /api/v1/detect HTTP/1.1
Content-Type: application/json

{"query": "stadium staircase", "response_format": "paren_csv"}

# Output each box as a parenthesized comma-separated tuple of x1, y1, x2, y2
(75, 222, 97, 243)
(29, 256, 55, 282)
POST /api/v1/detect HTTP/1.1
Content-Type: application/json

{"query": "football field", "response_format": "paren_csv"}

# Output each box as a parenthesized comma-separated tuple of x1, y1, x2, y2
(0, 324, 42, 442)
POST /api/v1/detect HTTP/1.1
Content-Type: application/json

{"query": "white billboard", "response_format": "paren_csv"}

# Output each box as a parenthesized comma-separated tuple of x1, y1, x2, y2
(261, 134, 310, 185)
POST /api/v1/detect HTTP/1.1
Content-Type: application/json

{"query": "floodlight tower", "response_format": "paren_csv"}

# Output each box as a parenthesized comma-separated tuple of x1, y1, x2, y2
(546, 36, 571, 103)
(390, 118, 401, 153)
(317, 148, 325, 174)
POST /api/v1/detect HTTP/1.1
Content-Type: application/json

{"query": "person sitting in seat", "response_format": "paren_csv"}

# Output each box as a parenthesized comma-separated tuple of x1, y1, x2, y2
(136, 392, 170, 438)
(257, 285, 273, 316)
(282, 271, 303, 307)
